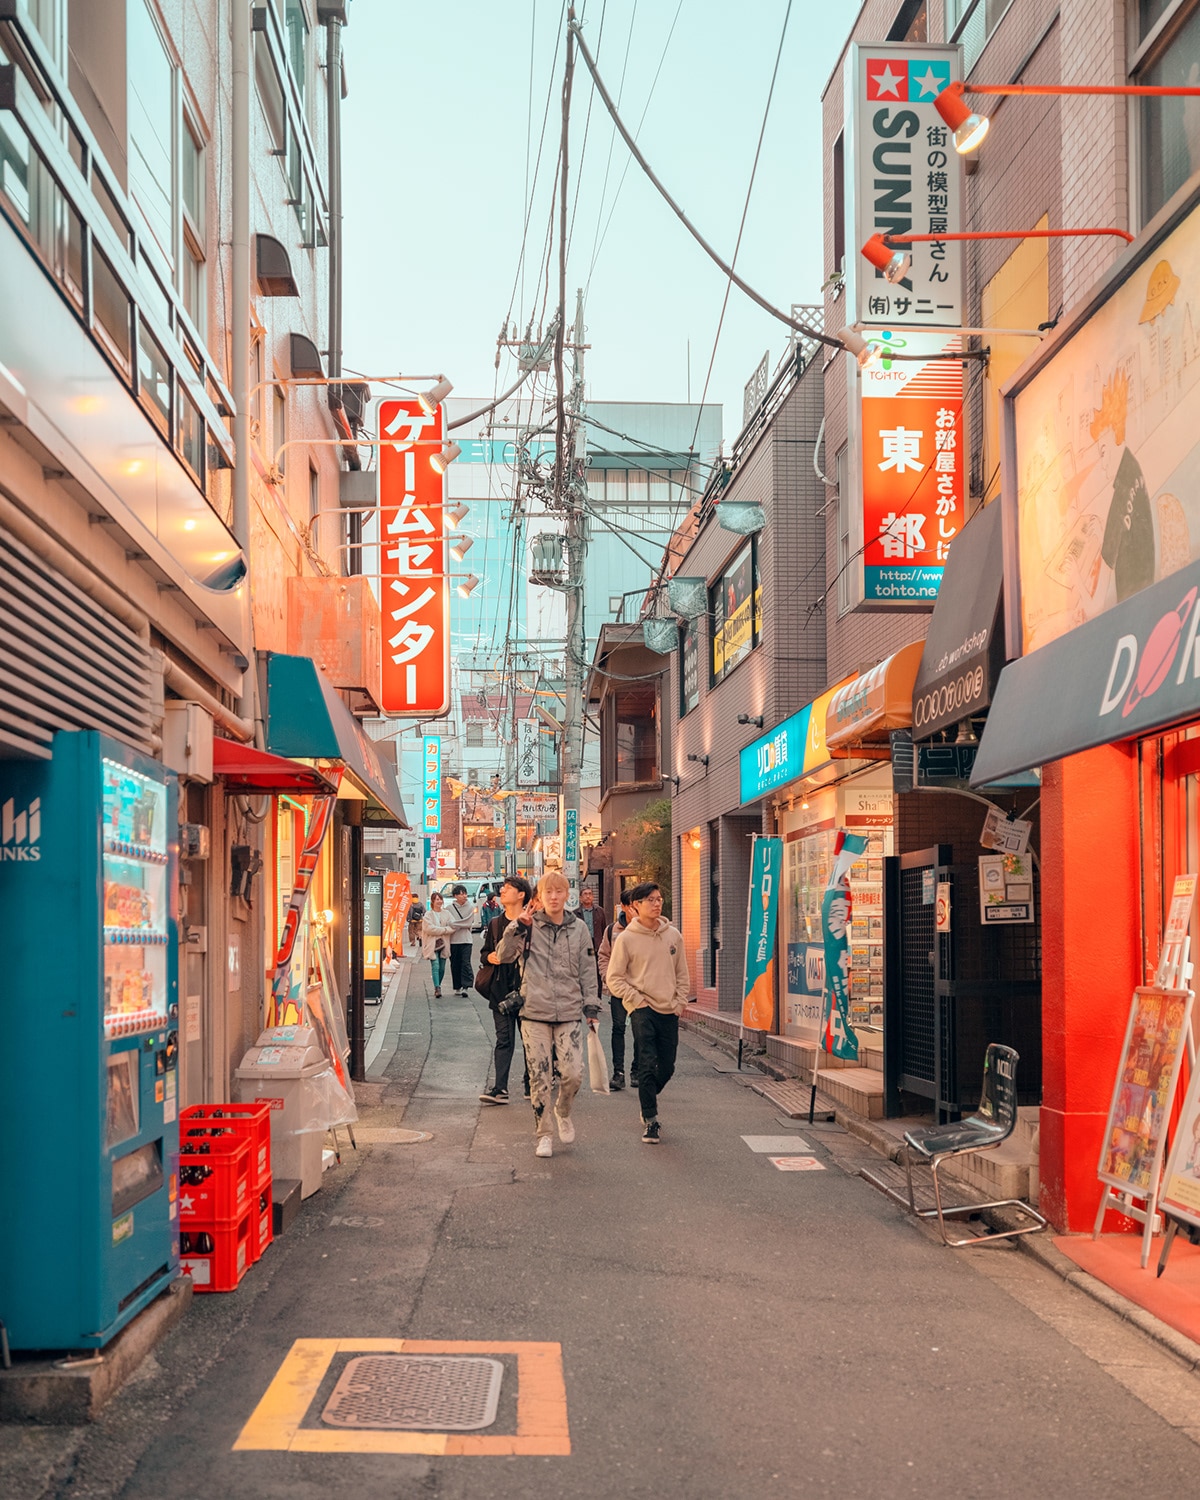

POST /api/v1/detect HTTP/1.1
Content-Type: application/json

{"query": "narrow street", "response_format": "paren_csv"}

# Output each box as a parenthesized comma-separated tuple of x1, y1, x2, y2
(11, 962, 1200, 1500)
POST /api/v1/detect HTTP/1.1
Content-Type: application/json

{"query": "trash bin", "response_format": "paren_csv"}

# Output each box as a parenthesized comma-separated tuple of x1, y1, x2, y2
(234, 1025, 328, 1199)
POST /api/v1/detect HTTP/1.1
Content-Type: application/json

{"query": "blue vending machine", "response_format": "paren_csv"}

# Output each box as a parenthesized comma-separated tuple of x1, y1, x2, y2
(0, 731, 180, 1350)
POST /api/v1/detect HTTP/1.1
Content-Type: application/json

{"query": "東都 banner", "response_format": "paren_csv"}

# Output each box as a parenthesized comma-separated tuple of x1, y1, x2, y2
(742, 836, 783, 1032)
(847, 330, 965, 609)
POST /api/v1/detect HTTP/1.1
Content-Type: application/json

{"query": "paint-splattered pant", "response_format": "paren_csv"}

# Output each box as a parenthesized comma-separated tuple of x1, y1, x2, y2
(520, 1019, 583, 1137)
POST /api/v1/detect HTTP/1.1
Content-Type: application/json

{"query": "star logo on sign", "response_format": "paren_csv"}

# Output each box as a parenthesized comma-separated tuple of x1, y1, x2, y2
(181, 1193, 194, 1212)
(866, 60, 908, 99)
(910, 65, 944, 99)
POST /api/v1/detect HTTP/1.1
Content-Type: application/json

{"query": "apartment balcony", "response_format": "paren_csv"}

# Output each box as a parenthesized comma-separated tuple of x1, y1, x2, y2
(0, 10, 246, 654)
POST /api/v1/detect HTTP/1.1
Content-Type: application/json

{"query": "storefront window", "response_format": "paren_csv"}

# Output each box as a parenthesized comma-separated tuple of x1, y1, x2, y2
(1134, 1, 1200, 223)
(710, 540, 762, 684)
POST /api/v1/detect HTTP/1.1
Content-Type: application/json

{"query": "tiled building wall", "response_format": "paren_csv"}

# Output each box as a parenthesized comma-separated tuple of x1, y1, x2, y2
(668, 357, 827, 1006)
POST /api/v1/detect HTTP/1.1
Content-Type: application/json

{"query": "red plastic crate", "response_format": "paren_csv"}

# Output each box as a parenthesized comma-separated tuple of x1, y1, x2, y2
(181, 1102, 272, 1189)
(179, 1209, 251, 1293)
(179, 1135, 250, 1223)
(249, 1179, 273, 1263)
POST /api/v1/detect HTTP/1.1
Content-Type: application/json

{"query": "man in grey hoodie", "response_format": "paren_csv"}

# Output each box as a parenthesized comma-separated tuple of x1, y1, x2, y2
(495, 871, 600, 1157)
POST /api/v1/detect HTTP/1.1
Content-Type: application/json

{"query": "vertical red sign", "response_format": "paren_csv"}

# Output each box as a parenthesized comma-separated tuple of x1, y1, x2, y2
(378, 398, 450, 714)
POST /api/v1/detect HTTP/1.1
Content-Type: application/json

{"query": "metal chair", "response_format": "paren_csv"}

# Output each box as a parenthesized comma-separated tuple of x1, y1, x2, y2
(893, 1044, 1048, 1247)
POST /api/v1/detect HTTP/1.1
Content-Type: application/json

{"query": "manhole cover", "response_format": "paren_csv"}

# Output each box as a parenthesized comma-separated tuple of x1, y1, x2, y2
(321, 1355, 503, 1430)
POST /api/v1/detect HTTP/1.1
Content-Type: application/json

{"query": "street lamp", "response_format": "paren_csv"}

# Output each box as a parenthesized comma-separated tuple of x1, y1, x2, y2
(935, 78, 1200, 155)
(861, 225, 1134, 286)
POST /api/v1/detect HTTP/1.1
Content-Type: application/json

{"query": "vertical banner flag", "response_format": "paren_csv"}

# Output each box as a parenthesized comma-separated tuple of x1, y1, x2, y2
(363, 873, 383, 982)
(382, 871, 410, 954)
(422, 735, 441, 835)
(379, 398, 450, 714)
(821, 831, 868, 1060)
(844, 41, 964, 612)
(742, 836, 783, 1032)
(517, 717, 540, 785)
(269, 789, 340, 1027)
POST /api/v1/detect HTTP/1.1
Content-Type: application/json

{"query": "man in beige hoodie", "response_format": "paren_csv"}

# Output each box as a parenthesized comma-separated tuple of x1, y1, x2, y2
(605, 881, 690, 1143)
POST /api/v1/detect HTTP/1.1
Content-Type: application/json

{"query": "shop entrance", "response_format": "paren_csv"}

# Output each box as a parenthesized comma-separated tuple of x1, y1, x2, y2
(885, 844, 1041, 1122)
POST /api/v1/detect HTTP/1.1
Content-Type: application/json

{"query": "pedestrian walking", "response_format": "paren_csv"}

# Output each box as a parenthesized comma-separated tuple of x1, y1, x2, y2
(597, 894, 637, 1090)
(446, 884, 477, 995)
(477, 875, 533, 1105)
(407, 896, 426, 956)
(576, 886, 609, 963)
(605, 882, 690, 1143)
(495, 871, 600, 1157)
(478, 888, 503, 931)
(420, 891, 454, 998)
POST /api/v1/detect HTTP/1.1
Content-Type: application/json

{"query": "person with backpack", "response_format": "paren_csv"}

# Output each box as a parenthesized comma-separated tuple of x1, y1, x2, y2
(477, 875, 532, 1105)
(478, 887, 504, 932)
(494, 871, 600, 1157)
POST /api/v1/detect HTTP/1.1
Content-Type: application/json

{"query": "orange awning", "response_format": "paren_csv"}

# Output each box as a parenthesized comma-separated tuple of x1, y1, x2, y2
(825, 641, 925, 756)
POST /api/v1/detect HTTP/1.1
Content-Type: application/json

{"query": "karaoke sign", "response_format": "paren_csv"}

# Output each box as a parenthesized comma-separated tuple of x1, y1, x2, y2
(378, 398, 450, 715)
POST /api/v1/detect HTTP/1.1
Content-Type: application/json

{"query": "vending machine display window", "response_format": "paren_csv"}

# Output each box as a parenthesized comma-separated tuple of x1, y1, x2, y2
(102, 759, 169, 1038)
(105, 1051, 140, 1147)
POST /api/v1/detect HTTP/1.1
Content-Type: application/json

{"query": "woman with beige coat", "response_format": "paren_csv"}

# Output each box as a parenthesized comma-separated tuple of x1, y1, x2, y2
(420, 891, 456, 998)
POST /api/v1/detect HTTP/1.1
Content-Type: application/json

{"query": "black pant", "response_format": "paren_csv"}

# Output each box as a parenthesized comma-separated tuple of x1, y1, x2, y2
(490, 1008, 527, 1093)
(609, 995, 641, 1078)
(630, 1008, 678, 1121)
(450, 942, 473, 992)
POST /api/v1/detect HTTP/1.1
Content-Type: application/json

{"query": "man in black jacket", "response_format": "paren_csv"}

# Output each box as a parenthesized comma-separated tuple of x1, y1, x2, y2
(478, 875, 533, 1104)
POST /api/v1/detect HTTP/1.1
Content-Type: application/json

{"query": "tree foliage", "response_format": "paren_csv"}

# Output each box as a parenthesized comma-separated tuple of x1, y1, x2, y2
(617, 796, 673, 916)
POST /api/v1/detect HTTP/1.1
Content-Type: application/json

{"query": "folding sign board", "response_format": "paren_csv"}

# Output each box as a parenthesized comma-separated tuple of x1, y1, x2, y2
(378, 398, 450, 715)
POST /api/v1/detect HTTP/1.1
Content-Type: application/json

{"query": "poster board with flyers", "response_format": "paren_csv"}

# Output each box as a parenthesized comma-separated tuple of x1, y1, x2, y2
(1097, 987, 1192, 1201)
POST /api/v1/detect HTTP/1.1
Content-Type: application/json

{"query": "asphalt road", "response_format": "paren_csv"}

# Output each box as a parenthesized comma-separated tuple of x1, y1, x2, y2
(13, 959, 1200, 1499)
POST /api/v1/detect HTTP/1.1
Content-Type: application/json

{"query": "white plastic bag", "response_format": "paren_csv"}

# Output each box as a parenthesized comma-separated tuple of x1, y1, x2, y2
(587, 1022, 610, 1094)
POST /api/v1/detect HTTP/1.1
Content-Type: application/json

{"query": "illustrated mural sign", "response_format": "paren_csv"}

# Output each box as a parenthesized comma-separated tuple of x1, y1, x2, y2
(1013, 203, 1200, 656)
(820, 831, 868, 1060)
(1098, 986, 1192, 1198)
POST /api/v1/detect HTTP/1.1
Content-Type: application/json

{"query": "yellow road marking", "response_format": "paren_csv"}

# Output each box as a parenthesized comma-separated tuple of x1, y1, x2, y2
(233, 1338, 570, 1456)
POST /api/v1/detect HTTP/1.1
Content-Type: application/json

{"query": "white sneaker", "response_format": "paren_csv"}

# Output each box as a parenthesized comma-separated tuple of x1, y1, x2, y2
(535, 1136, 553, 1158)
(554, 1111, 576, 1144)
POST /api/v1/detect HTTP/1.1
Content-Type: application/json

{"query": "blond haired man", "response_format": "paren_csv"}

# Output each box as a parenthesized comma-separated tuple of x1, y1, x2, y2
(495, 871, 600, 1157)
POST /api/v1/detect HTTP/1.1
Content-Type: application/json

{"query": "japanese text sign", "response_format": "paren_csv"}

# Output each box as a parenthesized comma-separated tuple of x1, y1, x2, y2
(845, 43, 963, 328)
(854, 331, 964, 607)
(422, 735, 441, 835)
(378, 398, 450, 715)
(742, 836, 783, 1032)
(517, 717, 540, 786)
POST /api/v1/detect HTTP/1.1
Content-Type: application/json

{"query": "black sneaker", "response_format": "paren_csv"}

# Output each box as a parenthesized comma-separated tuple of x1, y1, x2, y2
(610, 1071, 626, 1091)
(479, 1088, 509, 1105)
(642, 1119, 661, 1144)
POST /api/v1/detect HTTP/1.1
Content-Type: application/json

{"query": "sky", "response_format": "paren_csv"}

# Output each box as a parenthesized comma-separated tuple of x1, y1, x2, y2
(341, 1, 851, 446)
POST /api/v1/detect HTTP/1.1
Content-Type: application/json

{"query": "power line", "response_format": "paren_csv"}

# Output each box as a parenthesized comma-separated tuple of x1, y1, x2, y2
(570, 16, 842, 352)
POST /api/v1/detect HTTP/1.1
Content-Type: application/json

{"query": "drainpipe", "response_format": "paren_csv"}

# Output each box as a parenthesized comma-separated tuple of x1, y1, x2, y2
(231, 1, 253, 721)
(322, 6, 357, 569)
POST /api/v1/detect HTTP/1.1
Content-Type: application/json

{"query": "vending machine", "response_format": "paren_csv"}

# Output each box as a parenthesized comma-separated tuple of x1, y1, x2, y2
(0, 731, 180, 1350)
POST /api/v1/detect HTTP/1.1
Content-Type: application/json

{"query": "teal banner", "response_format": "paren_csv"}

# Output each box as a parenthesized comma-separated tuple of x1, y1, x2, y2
(821, 831, 868, 1061)
(742, 837, 783, 1032)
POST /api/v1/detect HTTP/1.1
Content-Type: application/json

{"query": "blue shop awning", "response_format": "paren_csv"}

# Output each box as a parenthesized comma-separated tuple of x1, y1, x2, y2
(264, 653, 407, 827)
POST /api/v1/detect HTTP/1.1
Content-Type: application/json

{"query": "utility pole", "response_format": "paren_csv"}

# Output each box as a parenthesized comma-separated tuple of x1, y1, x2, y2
(560, 288, 587, 903)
